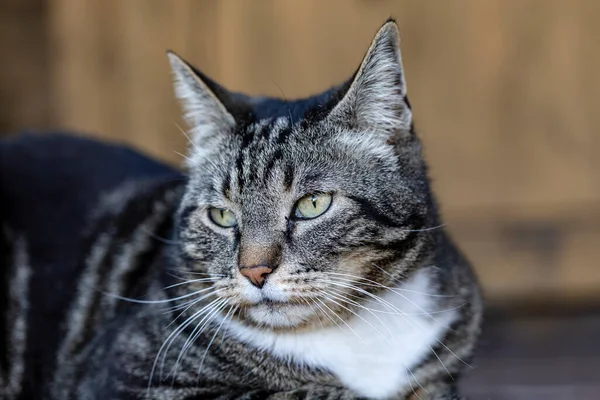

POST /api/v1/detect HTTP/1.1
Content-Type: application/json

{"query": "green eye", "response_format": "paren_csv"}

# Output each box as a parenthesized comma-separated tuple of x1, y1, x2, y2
(294, 193, 332, 219)
(208, 207, 238, 228)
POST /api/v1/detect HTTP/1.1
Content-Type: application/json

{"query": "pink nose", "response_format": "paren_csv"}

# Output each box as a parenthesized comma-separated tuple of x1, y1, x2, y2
(240, 266, 273, 288)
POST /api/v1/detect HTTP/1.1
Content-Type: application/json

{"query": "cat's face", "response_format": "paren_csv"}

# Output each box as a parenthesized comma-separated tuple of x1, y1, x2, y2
(170, 21, 433, 329)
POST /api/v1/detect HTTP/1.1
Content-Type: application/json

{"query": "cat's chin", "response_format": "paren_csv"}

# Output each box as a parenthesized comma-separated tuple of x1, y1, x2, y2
(243, 302, 316, 329)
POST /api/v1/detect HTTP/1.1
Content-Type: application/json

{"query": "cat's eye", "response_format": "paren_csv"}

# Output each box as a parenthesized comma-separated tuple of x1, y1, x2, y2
(208, 207, 238, 228)
(294, 193, 332, 220)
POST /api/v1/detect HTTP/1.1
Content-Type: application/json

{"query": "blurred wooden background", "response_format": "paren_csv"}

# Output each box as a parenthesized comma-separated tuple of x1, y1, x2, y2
(1, 0, 599, 307)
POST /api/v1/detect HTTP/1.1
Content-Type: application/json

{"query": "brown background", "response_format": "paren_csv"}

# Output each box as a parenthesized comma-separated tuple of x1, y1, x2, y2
(2, 0, 599, 307)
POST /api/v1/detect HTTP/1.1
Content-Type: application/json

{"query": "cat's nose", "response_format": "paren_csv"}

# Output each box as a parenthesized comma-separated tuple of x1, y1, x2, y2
(239, 265, 274, 288)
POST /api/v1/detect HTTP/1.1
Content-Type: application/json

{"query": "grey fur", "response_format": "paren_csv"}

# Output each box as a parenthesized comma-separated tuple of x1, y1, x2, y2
(0, 235, 31, 399)
(2, 20, 482, 399)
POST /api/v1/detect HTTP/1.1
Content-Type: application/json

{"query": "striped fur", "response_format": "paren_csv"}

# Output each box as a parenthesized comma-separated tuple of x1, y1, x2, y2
(0, 20, 482, 399)
(0, 235, 31, 399)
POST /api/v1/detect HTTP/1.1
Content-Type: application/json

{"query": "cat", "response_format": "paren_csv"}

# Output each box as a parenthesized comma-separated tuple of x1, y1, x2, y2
(0, 19, 482, 399)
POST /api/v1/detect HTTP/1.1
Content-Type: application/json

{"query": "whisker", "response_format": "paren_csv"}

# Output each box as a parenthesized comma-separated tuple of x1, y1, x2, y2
(168, 298, 229, 381)
(162, 288, 225, 321)
(175, 122, 195, 147)
(162, 298, 227, 380)
(173, 150, 193, 163)
(147, 298, 221, 392)
(311, 297, 343, 331)
(325, 274, 462, 336)
(104, 287, 214, 304)
(371, 263, 455, 298)
(162, 277, 219, 290)
(431, 347, 453, 380)
(197, 304, 238, 379)
(141, 227, 180, 245)
(398, 223, 446, 233)
(312, 287, 434, 388)
(314, 297, 367, 346)
(405, 368, 422, 400)
(407, 365, 429, 395)
(168, 269, 226, 277)
(178, 298, 228, 358)
(316, 278, 472, 370)
(298, 296, 325, 328)
(325, 271, 454, 298)
(315, 289, 390, 344)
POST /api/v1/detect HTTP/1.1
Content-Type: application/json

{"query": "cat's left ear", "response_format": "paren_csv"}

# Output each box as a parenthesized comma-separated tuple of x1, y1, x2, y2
(329, 20, 412, 136)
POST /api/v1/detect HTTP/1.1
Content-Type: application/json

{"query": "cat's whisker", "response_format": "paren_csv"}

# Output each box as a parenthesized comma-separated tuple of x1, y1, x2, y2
(398, 224, 446, 233)
(141, 227, 180, 245)
(316, 287, 395, 335)
(311, 297, 343, 331)
(371, 263, 455, 299)
(326, 278, 471, 368)
(196, 304, 238, 380)
(313, 279, 407, 319)
(324, 287, 405, 338)
(162, 288, 226, 322)
(178, 298, 228, 358)
(148, 297, 222, 392)
(325, 275, 460, 319)
(404, 369, 422, 400)
(160, 298, 228, 380)
(172, 150, 193, 163)
(313, 290, 440, 386)
(162, 277, 219, 290)
(322, 286, 408, 317)
(317, 278, 472, 370)
(407, 365, 429, 395)
(323, 282, 463, 319)
(299, 296, 325, 328)
(174, 122, 195, 148)
(168, 269, 226, 277)
(317, 279, 463, 374)
(314, 297, 367, 346)
(163, 297, 202, 318)
(169, 297, 230, 381)
(314, 288, 391, 344)
(325, 271, 454, 298)
(430, 347, 453, 380)
(104, 286, 215, 304)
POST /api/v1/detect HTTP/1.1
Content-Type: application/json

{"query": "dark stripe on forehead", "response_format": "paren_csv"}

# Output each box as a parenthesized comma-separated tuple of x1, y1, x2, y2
(263, 147, 283, 181)
(235, 150, 245, 190)
(221, 173, 231, 199)
(283, 163, 294, 190)
(272, 123, 293, 145)
(235, 129, 255, 190)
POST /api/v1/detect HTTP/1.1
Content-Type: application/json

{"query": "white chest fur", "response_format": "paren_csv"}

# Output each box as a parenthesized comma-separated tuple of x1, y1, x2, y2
(227, 269, 457, 399)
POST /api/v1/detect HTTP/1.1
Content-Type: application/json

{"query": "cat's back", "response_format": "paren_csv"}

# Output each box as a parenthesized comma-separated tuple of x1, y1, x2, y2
(0, 133, 182, 399)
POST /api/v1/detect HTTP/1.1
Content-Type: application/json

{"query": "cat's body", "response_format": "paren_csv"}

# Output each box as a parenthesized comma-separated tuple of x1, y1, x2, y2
(1, 21, 482, 399)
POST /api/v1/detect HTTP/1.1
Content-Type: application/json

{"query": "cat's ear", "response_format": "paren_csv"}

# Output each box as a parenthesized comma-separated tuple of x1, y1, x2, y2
(329, 20, 412, 135)
(167, 51, 243, 158)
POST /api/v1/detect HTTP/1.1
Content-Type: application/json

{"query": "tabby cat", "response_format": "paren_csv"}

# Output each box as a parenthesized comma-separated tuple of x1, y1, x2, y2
(0, 20, 482, 399)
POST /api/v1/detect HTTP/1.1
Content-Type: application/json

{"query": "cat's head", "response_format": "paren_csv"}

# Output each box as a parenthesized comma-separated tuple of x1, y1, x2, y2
(168, 20, 436, 330)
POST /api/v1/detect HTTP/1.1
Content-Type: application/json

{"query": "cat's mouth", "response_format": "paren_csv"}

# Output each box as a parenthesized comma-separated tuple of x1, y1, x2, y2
(238, 298, 316, 329)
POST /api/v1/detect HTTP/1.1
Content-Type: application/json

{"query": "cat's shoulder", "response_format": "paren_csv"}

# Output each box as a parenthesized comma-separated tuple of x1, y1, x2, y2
(0, 132, 184, 255)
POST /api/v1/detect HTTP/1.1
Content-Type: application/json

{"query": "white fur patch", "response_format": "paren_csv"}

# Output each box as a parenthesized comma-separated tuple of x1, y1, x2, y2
(226, 268, 457, 399)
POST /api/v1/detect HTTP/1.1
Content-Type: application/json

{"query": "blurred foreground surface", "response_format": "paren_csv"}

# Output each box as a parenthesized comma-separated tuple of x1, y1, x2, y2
(464, 308, 600, 399)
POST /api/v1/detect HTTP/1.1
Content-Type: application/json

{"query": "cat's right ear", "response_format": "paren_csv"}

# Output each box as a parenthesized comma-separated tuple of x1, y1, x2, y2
(167, 51, 236, 159)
